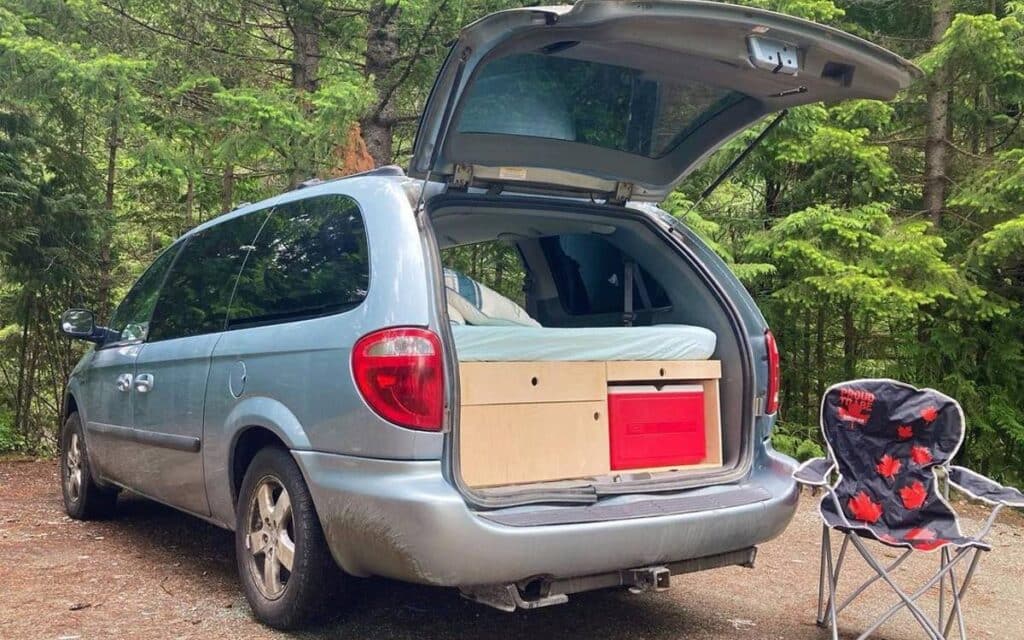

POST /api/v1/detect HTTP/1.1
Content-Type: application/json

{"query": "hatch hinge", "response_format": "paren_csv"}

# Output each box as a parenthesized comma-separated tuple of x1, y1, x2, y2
(609, 181, 633, 206)
(450, 163, 474, 190)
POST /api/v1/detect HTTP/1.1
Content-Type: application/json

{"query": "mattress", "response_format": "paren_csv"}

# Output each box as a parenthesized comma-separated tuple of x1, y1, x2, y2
(451, 324, 717, 362)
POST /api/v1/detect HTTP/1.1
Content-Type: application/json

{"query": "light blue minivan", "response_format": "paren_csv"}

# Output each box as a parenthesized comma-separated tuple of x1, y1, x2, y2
(58, 1, 918, 629)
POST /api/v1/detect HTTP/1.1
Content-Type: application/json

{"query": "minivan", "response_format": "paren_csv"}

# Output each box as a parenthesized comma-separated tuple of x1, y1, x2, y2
(57, 1, 919, 629)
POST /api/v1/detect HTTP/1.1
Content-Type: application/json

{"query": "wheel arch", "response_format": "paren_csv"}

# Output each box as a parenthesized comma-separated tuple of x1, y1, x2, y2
(230, 426, 289, 507)
(223, 396, 314, 510)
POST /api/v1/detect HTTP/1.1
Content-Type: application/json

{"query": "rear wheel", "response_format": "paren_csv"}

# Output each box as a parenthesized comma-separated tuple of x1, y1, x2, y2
(235, 447, 339, 629)
(60, 412, 118, 519)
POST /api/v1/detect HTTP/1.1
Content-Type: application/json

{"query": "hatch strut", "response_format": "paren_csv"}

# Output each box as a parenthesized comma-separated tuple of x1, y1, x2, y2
(686, 109, 789, 213)
(414, 46, 472, 215)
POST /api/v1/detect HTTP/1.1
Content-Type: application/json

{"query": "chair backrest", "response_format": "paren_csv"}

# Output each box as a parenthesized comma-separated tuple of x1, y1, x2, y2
(821, 379, 965, 548)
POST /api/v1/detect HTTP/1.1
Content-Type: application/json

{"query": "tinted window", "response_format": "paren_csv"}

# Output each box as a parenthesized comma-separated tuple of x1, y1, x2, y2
(457, 53, 745, 158)
(441, 240, 526, 307)
(148, 213, 268, 341)
(104, 243, 181, 345)
(228, 195, 369, 328)
(541, 234, 670, 316)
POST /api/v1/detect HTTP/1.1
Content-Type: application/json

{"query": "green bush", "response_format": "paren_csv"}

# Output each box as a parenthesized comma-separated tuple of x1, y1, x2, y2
(771, 421, 826, 462)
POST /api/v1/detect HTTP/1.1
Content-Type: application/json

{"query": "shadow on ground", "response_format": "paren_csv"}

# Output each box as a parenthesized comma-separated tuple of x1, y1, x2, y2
(105, 493, 729, 640)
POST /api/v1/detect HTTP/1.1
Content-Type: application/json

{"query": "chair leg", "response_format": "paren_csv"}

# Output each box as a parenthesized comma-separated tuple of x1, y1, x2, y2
(945, 551, 964, 640)
(834, 548, 913, 617)
(850, 536, 946, 640)
(821, 533, 850, 621)
(822, 529, 841, 640)
(942, 548, 983, 640)
(817, 525, 829, 626)
(856, 544, 976, 640)
(938, 548, 947, 634)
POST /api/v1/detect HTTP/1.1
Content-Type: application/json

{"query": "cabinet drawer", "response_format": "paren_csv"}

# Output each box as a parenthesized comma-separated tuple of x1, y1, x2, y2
(606, 359, 721, 382)
(459, 401, 609, 487)
(458, 361, 606, 406)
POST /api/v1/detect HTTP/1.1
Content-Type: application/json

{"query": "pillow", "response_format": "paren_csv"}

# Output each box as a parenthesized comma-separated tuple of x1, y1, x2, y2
(447, 301, 466, 325)
(443, 268, 540, 327)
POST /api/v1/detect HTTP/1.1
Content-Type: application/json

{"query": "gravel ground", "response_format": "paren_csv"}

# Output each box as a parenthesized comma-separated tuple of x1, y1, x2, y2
(2, 458, 1022, 640)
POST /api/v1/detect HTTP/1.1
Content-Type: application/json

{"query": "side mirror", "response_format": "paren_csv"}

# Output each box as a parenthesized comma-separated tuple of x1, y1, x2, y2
(60, 309, 103, 343)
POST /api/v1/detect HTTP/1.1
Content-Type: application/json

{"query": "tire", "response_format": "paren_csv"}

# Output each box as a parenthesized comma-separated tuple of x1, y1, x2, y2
(235, 447, 339, 629)
(60, 412, 118, 520)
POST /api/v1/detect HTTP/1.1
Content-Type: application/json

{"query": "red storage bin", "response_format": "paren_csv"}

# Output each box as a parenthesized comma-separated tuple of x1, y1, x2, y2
(608, 384, 706, 470)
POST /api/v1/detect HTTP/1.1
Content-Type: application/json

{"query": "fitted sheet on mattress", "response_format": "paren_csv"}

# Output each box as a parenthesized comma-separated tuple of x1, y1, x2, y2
(451, 324, 717, 362)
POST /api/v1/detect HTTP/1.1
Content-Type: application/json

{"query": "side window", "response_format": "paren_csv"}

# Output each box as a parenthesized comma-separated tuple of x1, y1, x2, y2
(540, 234, 670, 316)
(147, 212, 268, 342)
(228, 194, 369, 328)
(104, 243, 181, 346)
(441, 240, 526, 306)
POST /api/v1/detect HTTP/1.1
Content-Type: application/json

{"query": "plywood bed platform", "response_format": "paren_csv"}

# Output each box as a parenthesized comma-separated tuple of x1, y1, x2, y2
(458, 359, 722, 488)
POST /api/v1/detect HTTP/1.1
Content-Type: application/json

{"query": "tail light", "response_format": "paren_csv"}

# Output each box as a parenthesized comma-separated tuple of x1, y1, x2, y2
(352, 327, 443, 431)
(765, 329, 780, 414)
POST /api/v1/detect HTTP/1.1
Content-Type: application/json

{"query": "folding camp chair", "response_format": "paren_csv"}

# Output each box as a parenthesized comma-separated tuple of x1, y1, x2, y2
(794, 379, 1024, 640)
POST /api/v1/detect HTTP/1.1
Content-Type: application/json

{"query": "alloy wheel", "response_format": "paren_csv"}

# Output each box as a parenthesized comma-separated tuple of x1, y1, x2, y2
(244, 477, 295, 599)
(64, 432, 83, 502)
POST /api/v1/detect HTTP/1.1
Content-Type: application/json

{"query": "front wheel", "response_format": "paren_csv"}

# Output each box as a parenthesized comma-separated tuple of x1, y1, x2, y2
(60, 412, 118, 519)
(235, 447, 340, 629)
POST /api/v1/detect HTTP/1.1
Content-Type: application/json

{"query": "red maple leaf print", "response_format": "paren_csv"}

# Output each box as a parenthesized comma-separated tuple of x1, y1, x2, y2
(921, 406, 938, 423)
(876, 455, 902, 480)
(897, 425, 913, 440)
(910, 445, 933, 465)
(848, 491, 883, 524)
(905, 527, 948, 549)
(900, 481, 928, 509)
(905, 527, 937, 542)
(913, 539, 949, 551)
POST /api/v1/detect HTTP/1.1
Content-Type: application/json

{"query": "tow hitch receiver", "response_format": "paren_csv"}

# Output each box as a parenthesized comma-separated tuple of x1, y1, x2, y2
(626, 566, 671, 593)
(460, 547, 757, 612)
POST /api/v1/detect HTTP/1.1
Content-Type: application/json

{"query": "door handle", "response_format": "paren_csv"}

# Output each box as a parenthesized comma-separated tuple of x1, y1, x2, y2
(134, 373, 155, 394)
(115, 373, 133, 393)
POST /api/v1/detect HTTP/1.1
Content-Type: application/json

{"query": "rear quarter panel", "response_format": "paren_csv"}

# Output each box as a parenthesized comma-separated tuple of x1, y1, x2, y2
(202, 177, 442, 528)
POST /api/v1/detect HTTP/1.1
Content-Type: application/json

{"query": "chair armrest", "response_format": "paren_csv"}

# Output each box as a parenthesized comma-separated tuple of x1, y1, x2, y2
(793, 457, 836, 486)
(949, 465, 1024, 508)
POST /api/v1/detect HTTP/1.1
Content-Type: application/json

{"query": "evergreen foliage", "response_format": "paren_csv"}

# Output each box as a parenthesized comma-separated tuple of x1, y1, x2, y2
(0, 0, 1021, 483)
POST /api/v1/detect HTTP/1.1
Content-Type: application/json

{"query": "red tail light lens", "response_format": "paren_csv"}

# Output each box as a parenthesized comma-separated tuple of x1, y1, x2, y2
(352, 327, 444, 431)
(765, 329, 780, 414)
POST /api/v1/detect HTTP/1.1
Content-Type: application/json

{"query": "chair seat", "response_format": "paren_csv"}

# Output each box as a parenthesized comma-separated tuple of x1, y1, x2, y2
(824, 512, 992, 552)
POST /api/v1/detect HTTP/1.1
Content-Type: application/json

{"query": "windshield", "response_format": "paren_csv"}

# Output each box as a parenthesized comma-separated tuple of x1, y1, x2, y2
(456, 51, 748, 159)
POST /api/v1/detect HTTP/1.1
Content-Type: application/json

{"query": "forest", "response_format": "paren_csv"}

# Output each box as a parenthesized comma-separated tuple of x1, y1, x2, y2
(1, 0, 1022, 483)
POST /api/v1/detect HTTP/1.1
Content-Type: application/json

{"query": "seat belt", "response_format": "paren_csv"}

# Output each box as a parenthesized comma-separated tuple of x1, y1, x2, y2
(623, 261, 635, 327)
(634, 266, 653, 311)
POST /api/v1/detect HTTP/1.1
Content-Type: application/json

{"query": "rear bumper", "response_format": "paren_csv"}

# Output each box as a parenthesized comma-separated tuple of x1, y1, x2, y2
(294, 444, 799, 587)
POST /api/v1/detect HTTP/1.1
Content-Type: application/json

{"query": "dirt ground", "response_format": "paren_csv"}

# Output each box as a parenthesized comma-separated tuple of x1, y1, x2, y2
(2, 458, 1023, 640)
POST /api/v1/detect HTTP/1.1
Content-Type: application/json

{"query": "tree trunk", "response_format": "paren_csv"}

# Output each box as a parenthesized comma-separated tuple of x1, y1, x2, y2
(290, 7, 320, 94)
(13, 292, 32, 442)
(802, 310, 812, 423)
(221, 165, 235, 213)
(287, 0, 321, 187)
(98, 88, 122, 318)
(361, 1, 401, 167)
(815, 305, 826, 402)
(923, 0, 953, 226)
(184, 172, 195, 233)
(842, 303, 857, 381)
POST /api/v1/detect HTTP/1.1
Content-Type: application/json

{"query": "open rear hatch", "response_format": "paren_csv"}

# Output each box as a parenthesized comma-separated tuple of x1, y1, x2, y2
(415, 1, 919, 504)
(411, 0, 920, 202)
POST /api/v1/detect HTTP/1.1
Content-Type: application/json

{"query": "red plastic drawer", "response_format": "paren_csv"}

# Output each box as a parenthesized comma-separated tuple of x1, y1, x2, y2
(608, 384, 706, 470)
